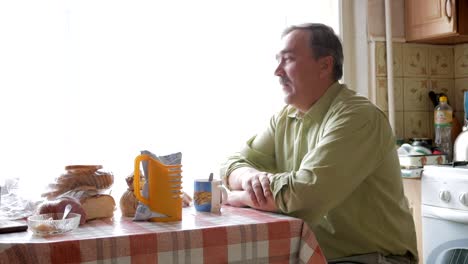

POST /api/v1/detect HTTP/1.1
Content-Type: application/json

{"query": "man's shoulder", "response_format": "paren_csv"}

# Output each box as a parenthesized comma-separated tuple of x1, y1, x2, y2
(334, 84, 369, 105)
(323, 86, 392, 132)
(332, 85, 384, 117)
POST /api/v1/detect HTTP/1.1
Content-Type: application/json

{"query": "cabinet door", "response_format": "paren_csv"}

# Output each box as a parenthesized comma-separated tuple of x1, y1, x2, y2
(406, 0, 456, 41)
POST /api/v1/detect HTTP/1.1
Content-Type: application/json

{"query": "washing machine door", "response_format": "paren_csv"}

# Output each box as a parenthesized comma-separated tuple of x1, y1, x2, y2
(427, 246, 468, 264)
(423, 205, 468, 264)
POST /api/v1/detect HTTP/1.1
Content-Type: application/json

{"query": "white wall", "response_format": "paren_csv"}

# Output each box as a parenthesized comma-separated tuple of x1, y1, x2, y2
(341, 0, 370, 97)
(341, 0, 406, 100)
(368, 0, 405, 39)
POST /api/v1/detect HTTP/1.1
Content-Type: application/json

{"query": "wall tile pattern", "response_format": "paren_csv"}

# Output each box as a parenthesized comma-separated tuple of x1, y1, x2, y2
(375, 42, 468, 140)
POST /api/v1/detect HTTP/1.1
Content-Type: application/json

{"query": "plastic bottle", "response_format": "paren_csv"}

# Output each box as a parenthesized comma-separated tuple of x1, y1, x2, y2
(434, 95, 453, 162)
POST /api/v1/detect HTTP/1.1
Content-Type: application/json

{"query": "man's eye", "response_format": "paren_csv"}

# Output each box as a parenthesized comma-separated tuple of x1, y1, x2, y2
(276, 55, 293, 64)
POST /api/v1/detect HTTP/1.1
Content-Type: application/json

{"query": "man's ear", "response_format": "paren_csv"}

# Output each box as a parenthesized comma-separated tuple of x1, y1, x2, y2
(319, 56, 333, 79)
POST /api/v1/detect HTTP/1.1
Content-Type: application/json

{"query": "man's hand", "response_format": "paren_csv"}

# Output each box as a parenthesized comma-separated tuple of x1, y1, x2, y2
(242, 171, 274, 207)
(228, 167, 274, 207)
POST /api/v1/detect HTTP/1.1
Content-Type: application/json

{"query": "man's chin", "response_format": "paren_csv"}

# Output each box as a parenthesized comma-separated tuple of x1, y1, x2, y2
(282, 85, 292, 92)
(283, 95, 293, 105)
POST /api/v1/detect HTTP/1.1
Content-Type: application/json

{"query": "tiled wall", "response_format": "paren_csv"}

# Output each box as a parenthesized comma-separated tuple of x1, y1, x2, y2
(374, 42, 468, 140)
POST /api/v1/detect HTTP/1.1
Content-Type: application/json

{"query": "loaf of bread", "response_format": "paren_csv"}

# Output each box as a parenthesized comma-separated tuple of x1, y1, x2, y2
(119, 173, 143, 217)
(81, 194, 116, 221)
(38, 185, 116, 222)
(42, 165, 114, 199)
(120, 190, 138, 217)
(38, 165, 116, 222)
(37, 194, 116, 223)
(36, 197, 87, 225)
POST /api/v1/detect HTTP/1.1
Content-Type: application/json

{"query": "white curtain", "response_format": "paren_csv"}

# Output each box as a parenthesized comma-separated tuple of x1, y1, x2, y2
(0, 0, 339, 199)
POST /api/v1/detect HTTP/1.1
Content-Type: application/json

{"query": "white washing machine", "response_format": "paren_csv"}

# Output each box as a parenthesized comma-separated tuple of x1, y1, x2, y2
(422, 165, 468, 264)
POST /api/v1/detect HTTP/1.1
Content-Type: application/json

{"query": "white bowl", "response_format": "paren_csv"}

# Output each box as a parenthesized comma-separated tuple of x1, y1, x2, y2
(410, 145, 432, 155)
(27, 213, 81, 236)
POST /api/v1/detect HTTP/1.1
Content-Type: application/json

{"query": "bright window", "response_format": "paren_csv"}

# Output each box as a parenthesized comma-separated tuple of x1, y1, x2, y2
(0, 0, 339, 199)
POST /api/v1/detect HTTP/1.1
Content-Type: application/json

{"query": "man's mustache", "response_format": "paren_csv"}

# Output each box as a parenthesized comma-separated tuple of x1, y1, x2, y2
(279, 77, 290, 86)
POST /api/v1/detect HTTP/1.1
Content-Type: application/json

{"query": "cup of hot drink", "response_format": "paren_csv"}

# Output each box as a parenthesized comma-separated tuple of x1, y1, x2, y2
(193, 178, 227, 213)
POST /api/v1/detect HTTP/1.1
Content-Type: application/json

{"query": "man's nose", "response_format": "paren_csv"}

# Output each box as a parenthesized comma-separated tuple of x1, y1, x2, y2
(274, 64, 284, 77)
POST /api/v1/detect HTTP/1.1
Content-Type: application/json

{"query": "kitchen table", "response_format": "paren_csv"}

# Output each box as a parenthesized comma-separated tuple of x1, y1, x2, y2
(0, 206, 326, 263)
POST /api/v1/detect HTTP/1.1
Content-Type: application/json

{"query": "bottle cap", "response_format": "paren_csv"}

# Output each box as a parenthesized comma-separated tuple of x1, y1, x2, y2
(440, 96, 448, 102)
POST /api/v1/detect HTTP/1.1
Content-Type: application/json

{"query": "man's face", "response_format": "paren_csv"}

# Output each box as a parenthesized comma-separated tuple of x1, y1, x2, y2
(274, 30, 330, 112)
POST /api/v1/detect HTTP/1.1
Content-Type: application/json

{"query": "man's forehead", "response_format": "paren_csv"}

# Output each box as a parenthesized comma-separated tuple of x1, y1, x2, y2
(277, 30, 311, 55)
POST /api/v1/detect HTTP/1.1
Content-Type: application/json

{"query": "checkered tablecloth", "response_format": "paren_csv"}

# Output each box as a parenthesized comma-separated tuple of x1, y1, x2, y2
(0, 206, 326, 264)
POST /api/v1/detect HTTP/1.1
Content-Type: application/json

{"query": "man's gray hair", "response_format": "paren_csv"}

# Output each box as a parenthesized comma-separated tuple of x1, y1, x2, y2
(282, 23, 344, 81)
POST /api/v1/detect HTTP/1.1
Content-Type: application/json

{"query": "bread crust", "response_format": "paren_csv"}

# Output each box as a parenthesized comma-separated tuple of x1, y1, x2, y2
(65, 165, 103, 172)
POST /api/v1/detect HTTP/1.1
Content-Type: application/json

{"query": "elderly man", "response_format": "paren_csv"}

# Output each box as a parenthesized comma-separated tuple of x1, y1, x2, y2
(221, 23, 418, 264)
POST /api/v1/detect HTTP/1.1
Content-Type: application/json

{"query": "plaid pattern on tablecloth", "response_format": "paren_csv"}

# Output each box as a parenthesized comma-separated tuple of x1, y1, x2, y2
(0, 206, 325, 264)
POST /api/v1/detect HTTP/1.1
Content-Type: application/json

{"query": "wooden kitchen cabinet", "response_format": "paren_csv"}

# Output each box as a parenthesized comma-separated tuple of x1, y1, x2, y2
(402, 178, 423, 264)
(405, 0, 468, 44)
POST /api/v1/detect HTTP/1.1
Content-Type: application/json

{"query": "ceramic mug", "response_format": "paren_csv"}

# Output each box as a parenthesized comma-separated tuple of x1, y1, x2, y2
(193, 179, 227, 213)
